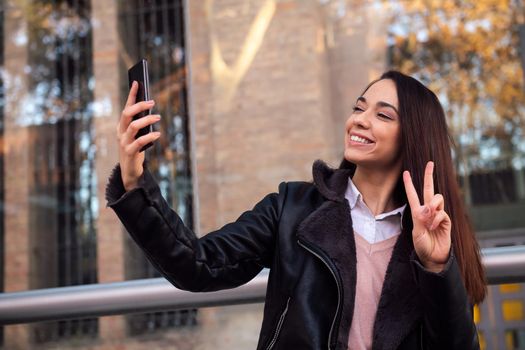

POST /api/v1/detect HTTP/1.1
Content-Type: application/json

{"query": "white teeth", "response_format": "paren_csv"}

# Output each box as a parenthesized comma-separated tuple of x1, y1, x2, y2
(350, 135, 372, 144)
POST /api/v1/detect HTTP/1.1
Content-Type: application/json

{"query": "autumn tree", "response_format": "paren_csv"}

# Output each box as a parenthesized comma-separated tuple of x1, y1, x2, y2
(385, 0, 525, 205)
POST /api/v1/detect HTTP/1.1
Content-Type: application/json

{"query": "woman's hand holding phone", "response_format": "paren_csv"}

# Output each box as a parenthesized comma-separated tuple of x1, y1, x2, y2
(117, 81, 162, 191)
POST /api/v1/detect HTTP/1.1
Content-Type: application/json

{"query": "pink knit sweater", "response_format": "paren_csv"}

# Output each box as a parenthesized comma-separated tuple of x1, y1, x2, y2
(347, 232, 400, 349)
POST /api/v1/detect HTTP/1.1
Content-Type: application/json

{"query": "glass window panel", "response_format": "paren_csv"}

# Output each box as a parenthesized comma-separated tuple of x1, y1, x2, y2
(0, 0, 98, 344)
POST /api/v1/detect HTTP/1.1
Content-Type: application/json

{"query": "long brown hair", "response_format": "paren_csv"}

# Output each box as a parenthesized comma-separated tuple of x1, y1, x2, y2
(340, 70, 487, 304)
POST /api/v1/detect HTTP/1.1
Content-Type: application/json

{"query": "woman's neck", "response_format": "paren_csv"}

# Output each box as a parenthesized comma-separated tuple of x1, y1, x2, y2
(351, 164, 402, 216)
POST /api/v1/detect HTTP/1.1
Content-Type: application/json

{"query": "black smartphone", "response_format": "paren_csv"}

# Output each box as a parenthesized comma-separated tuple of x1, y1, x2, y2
(128, 59, 154, 152)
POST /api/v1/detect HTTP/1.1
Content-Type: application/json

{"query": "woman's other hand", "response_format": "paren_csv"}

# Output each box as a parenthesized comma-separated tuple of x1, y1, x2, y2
(403, 161, 452, 273)
(117, 81, 162, 191)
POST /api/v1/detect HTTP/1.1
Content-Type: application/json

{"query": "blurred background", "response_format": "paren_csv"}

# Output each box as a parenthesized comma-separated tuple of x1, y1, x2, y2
(0, 0, 524, 349)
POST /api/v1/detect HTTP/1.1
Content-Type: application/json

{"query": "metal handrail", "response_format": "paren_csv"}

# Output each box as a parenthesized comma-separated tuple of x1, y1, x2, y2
(1, 246, 525, 325)
(481, 245, 525, 283)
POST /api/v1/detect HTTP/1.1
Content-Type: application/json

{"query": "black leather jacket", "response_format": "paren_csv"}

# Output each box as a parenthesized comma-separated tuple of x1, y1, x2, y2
(106, 159, 480, 350)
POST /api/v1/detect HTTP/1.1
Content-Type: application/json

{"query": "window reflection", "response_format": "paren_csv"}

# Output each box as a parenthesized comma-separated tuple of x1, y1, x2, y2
(21, 0, 98, 344)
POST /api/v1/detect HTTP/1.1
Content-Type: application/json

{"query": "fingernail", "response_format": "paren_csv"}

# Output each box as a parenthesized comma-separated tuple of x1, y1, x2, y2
(147, 100, 155, 105)
(422, 206, 430, 215)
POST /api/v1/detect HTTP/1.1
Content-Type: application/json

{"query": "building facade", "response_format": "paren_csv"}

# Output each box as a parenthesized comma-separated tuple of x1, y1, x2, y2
(1, 0, 524, 349)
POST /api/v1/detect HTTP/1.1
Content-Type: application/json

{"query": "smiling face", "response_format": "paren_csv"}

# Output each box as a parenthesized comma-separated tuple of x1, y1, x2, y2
(344, 78, 402, 170)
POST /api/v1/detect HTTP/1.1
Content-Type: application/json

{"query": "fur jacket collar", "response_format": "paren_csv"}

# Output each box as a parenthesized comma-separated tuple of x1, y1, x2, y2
(296, 159, 423, 349)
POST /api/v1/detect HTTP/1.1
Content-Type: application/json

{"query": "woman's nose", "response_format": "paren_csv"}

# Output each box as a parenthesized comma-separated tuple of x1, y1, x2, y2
(352, 110, 371, 128)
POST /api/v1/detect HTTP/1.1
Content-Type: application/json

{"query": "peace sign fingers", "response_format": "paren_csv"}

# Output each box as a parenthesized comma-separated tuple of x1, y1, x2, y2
(402, 161, 451, 270)
(402, 161, 435, 212)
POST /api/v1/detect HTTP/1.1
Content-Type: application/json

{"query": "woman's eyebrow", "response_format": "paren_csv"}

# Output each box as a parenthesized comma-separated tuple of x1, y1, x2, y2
(356, 96, 399, 115)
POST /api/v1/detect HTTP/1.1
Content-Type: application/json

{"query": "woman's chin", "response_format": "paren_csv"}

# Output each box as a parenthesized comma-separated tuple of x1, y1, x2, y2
(343, 151, 379, 168)
(343, 149, 365, 165)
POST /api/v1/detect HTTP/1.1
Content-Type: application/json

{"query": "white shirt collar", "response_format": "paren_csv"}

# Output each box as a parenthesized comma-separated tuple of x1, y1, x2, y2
(345, 177, 407, 227)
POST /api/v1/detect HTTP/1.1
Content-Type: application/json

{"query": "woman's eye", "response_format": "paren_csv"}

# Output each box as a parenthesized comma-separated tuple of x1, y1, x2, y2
(352, 106, 364, 112)
(378, 113, 392, 120)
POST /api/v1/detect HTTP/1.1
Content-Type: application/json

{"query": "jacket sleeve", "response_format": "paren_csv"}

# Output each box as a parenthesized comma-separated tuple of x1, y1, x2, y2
(410, 249, 480, 350)
(105, 163, 286, 292)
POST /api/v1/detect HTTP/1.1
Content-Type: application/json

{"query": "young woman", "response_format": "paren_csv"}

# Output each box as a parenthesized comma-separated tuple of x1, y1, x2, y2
(106, 70, 486, 349)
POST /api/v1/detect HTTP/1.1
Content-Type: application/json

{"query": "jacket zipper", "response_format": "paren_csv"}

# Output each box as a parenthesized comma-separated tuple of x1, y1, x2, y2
(265, 296, 291, 350)
(297, 239, 342, 350)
